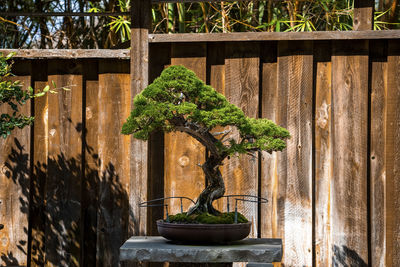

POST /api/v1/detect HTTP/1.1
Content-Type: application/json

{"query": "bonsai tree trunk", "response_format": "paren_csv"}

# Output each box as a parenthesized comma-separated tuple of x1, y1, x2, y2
(187, 155, 225, 216)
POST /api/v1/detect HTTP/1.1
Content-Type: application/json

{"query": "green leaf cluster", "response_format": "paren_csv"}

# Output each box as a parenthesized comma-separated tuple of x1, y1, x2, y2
(0, 53, 68, 138)
(122, 65, 289, 156)
(0, 53, 34, 138)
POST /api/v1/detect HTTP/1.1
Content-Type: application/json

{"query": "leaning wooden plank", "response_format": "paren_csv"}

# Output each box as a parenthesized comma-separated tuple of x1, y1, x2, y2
(314, 41, 333, 267)
(385, 40, 400, 267)
(45, 69, 83, 267)
(331, 40, 369, 266)
(148, 30, 400, 44)
(369, 40, 387, 267)
(260, 41, 278, 240)
(164, 43, 207, 215)
(30, 80, 49, 267)
(224, 42, 260, 238)
(276, 41, 313, 267)
(0, 75, 31, 267)
(97, 61, 131, 267)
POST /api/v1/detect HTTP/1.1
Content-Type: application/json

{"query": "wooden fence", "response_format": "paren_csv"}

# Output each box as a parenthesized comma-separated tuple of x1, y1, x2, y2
(0, 37, 399, 267)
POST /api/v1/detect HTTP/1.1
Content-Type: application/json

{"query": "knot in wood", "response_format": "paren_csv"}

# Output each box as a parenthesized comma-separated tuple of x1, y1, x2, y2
(0, 165, 10, 176)
(178, 156, 190, 167)
(86, 107, 93, 119)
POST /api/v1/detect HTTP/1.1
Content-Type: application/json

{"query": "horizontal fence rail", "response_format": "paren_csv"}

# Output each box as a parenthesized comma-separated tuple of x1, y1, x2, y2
(0, 49, 130, 59)
(149, 30, 400, 43)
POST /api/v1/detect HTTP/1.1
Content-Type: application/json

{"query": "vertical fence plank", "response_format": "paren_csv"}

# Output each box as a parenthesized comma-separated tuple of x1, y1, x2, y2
(131, 0, 151, 239)
(225, 42, 260, 239)
(260, 41, 279, 239)
(385, 40, 400, 267)
(353, 0, 374, 31)
(45, 68, 83, 267)
(82, 60, 99, 267)
(370, 40, 387, 267)
(276, 41, 313, 267)
(207, 42, 226, 212)
(0, 74, 31, 267)
(147, 43, 170, 237)
(97, 61, 131, 266)
(165, 43, 207, 214)
(331, 40, 369, 266)
(31, 79, 48, 267)
(314, 41, 333, 267)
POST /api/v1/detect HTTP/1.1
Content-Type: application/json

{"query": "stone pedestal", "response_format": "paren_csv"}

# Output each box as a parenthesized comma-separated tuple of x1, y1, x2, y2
(120, 236, 282, 264)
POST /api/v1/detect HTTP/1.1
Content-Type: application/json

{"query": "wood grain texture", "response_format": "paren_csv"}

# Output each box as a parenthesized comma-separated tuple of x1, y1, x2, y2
(385, 40, 400, 267)
(82, 60, 99, 267)
(45, 72, 83, 267)
(0, 49, 130, 59)
(224, 42, 260, 238)
(353, 0, 374, 31)
(165, 43, 207, 214)
(131, 0, 151, 240)
(260, 41, 279, 239)
(0, 75, 31, 267)
(370, 40, 387, 267)
(31, 81, 48, 267)
(206, 42, 226, 212)
(97, 62, 131, 267)
(276, 41, 313, 267)
(148, 30, 400, 44)
(314, 42, 333, 267)
(331, 40, 369, 266)
(147, 44, 171, 236)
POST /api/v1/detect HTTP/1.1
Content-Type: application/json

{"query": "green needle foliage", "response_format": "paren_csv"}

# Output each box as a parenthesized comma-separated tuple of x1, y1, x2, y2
(122, 65, 289, 158)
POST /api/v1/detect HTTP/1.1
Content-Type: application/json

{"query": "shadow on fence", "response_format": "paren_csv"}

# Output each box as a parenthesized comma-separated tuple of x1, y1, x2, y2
(2, 131, 130, 266)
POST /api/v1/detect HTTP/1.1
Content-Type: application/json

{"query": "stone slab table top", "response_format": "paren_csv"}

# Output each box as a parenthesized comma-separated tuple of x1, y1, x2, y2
(120, 236, 282, 263)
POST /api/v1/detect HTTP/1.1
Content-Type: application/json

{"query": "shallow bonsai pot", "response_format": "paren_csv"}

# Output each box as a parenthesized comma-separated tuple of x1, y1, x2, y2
(157, 220, 252, 244)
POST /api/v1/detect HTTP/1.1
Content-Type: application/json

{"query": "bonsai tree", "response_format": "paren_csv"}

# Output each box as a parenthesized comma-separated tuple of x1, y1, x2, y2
(122, 65, 289, 217)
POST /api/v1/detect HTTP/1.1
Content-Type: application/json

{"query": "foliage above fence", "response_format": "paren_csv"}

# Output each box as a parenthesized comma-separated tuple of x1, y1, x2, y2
(1, 0, 399, 48)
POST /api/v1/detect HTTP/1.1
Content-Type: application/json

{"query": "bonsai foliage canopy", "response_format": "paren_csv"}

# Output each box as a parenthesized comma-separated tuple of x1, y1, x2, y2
(122, 65, 289, 215)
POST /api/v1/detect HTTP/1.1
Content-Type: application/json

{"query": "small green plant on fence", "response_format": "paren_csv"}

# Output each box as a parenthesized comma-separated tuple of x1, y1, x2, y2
(0, 53, 69, 138)
(122, 65, 290, 220)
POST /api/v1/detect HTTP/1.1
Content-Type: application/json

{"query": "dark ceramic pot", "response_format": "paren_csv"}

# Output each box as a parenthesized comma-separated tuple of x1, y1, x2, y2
(157, 220, 252, 244)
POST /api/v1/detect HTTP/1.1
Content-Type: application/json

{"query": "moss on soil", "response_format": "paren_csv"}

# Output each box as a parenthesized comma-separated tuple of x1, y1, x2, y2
(167, 212, 249, 224)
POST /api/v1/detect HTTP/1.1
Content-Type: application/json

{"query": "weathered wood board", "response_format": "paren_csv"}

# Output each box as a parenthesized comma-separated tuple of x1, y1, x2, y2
(0, 75, 31, 267)
(370, 40, 387, 267)
(31, 80, 49, 267)
(384, 40, 400, 267)
(82, 60, 99, 267)
(97, 61, 131, 267)
(224, 42, 260, 238)
(165, 43, 207, 214)
(314, 41, 333, 267)
(45, 70, 83, 267)
(206, 42, 226, 212)
(331, 40, 369, 266)
(260, 42, 279, 241)
(275, 41, 313, 267)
